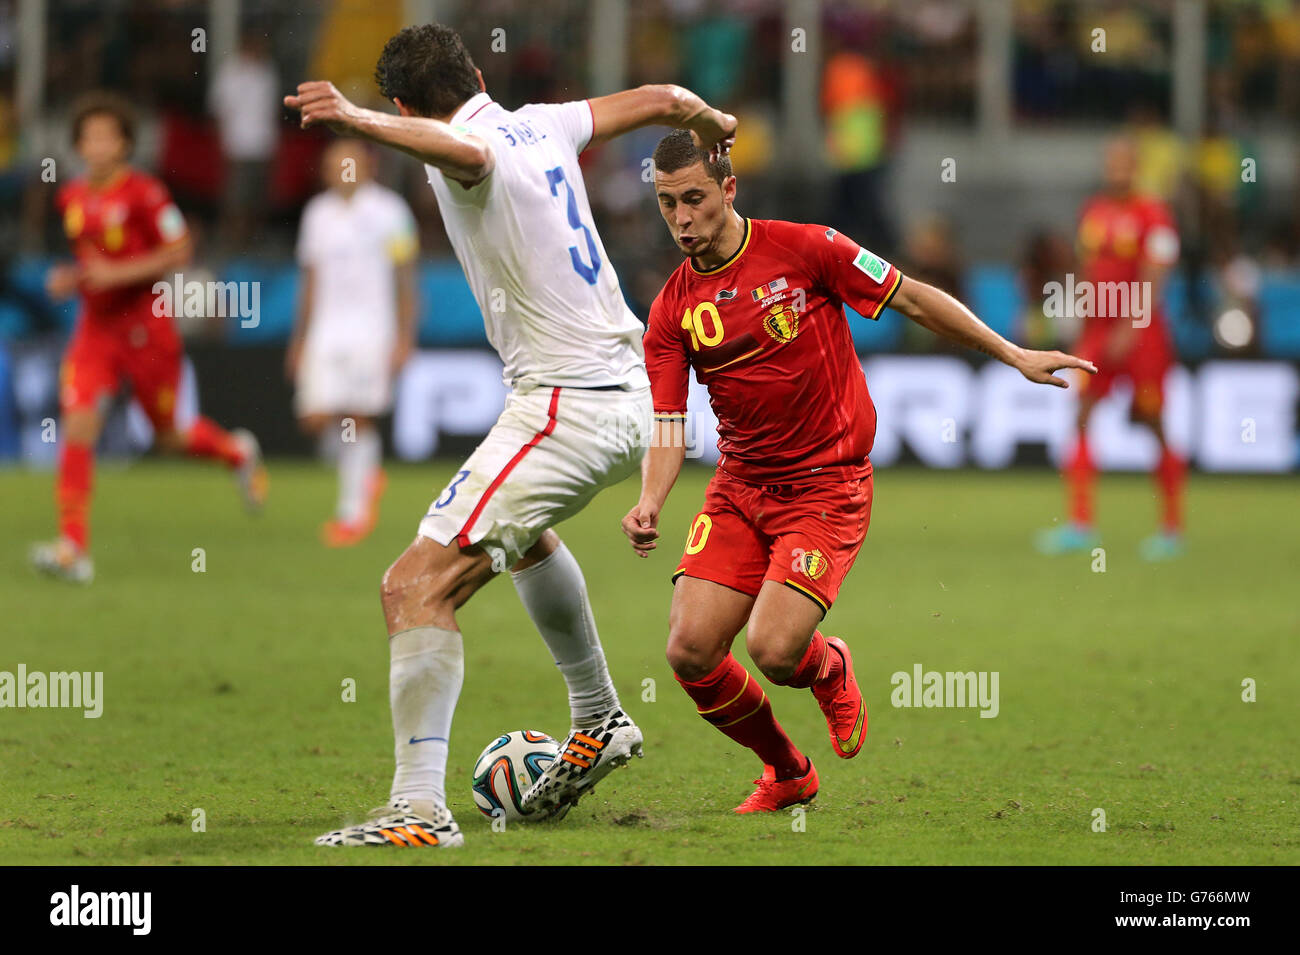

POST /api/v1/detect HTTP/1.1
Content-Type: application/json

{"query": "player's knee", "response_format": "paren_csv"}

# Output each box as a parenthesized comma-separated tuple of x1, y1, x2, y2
(62, 410, 102, 446)
(665, 624, 724, 683)
(745, 628, 801, 684)
(380, 540, 470, 630)
(297, 414, 327, 436)
(154, 427, 184, 453)
(380, 552, 447, 620)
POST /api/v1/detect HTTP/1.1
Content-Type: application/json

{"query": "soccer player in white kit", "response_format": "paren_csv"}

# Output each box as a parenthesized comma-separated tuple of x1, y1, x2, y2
(287, 139, 418, 547)
(285, 23, 736, 847)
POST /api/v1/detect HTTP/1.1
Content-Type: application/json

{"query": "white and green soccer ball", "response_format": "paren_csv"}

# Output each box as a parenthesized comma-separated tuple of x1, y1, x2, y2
(470, 730, 561, 823)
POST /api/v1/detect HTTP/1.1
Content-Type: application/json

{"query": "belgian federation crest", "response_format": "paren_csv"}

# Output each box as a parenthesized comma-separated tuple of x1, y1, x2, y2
(802, 549, 829, 580)
(763, 303, 800, 343)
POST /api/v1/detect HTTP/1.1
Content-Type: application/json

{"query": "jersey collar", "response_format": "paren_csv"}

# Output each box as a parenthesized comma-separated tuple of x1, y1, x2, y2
(689, 217, 752, 276)
(451, 91, 494, 126)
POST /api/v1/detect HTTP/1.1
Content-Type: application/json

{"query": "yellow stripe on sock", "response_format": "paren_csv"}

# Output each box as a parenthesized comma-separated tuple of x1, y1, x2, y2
(697, 671, 750, 715)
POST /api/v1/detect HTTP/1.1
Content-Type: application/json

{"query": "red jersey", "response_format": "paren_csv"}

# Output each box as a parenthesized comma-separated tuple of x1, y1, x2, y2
(645, 218, 902, 484)
(55, 168, 188, 323)
(1077, 191, 1178, 332)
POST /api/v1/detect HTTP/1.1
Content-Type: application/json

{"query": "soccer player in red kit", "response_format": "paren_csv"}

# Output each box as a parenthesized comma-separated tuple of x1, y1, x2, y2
(1037, 136, 1185, 561)
(31, 93, 267, 584)
(623, 130, 1095, 812)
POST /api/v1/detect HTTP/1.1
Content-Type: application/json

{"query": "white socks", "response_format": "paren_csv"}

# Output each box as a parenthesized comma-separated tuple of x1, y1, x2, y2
(338, 425, 380, 523)
(388, 626, 463, 809)
(511, 542, 621, 729)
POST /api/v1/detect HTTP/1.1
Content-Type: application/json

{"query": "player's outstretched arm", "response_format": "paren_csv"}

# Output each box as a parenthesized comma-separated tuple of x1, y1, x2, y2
(81, 236, 192, 292)
(588, 85, 736, 157)
(890, 276, 1098, 388)
(284, 81, 493, 184)
(622, 421, 686, 558)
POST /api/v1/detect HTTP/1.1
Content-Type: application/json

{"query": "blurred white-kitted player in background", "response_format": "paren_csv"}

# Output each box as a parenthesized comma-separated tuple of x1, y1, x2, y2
(286, 139, 418, 547)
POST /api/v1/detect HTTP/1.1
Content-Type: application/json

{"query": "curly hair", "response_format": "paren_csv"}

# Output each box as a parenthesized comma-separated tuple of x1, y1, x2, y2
(652, 129, 732, 185)
(375, 23, 481, 118)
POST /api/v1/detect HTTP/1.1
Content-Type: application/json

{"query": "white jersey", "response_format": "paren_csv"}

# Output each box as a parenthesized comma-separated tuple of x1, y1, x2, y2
(426, 92, 648, 391)
(296, 180, 418, 353)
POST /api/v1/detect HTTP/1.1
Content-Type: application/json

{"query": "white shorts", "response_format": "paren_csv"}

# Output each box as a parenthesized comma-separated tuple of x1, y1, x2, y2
(417, 385, 651, 570)
(295, 342, 393, 418)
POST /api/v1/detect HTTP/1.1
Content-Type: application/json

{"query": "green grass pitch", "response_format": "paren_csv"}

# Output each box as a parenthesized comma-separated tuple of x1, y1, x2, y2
(1, 459, 1296, 865)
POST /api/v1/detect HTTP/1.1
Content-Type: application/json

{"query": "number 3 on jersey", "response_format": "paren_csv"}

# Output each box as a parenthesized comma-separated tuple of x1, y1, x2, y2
(545, 167, 601, 285)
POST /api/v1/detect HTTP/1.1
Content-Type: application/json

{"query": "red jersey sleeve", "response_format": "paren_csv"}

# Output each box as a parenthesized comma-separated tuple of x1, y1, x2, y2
(134, 175, 188, 249)
(644, 289, 690, 422)
(805, 224, 903, 320)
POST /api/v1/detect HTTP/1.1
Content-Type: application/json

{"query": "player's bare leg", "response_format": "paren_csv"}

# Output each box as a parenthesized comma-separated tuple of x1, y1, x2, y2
(1132, 397, 1186, 561)
(666, 575, 818, 813)
(316, 535, 494, 847)
(156, 417, 267, 514)
(1037, 391, 1102, 554)
(748, 580, 867, 759)
(31, 406, 101, 584)
(300, 413, 387, 547)
(516, 529, 645, 818)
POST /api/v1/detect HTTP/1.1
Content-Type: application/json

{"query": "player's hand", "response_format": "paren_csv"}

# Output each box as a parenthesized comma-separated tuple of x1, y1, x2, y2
(690, 110, 737, 164)
(1104, 324, 1137, 365)
(1014, 348, 1098, 388)
(621, 501, 662, 558)
(45, 263, 81, 300)
(79, 255, 119, 292)
(284, 340, 301, 383)
(390, 338, 414, 375)
(284, 81, 362, 133)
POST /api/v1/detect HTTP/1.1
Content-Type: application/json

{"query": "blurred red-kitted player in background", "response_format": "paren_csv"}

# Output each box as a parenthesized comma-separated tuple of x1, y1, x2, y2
(32, 92, 267, 584)
(1036, 136, 1186, 562)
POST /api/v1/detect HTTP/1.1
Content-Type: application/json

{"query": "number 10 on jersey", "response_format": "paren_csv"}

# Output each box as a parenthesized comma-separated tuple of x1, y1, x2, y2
(681, 301, 724, 350)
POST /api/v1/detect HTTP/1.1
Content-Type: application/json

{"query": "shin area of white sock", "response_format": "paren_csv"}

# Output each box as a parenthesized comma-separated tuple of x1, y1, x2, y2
(388, 626, 464, 807)
(511, 542, 620, 728)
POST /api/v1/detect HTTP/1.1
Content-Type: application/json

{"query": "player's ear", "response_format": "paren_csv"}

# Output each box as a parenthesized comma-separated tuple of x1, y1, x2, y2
(475, 68, 485, 92)
(722, 174, 737, 206)
(393, 97, 412, 118)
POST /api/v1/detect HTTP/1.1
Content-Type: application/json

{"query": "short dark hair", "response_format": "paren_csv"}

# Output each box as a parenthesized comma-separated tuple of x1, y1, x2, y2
(375, 23, 481, 118)
(71, 91, 136, 148)
(652, 129, 731, 185)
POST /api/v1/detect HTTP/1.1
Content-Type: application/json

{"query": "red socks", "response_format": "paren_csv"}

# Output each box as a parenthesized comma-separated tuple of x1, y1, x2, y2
(57, 441, 94, 551)
(1155, 446, 1186, 533)
(777, 631, 844, 690)
(676, 654, 805, 779)
(184, 417, 245, 468)
(1065, 437, 1095, 527)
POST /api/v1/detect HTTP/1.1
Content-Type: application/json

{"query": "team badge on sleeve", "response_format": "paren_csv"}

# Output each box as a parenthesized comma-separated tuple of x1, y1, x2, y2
(853, 248, 889, 284)
(157, 204, 186, 242)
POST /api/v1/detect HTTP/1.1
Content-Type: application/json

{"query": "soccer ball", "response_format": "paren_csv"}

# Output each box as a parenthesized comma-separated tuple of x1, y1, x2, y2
(470, 730, 560, 822)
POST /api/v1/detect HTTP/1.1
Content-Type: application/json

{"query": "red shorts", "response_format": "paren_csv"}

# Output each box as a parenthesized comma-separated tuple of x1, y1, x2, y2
(1074, 320, 1174, 417)
(672, 466, 873, 615)
(61, 311, 183, 431)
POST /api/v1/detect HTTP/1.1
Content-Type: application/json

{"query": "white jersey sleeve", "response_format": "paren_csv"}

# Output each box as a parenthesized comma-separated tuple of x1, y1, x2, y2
(296, 196, 325, 266)
(518, 100, 594, 155)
